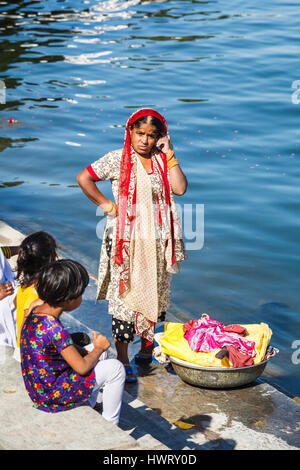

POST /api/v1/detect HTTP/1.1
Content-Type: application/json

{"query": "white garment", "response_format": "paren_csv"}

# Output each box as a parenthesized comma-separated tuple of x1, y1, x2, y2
(13, 346, 21, 362)
(121, 156, 158, 322)
(84, 344, 125, 426)
(0, 250, 17, 348)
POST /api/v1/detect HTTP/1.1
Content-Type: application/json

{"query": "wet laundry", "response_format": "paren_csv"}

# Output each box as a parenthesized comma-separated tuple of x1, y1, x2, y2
(159, 317, 272, 369)
(223, 324, 247, 335)
(183, 314, 256, 358)
(215, 345, 254, 367)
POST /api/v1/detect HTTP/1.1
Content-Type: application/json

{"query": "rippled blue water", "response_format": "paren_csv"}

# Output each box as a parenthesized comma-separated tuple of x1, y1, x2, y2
(0, 0, 299, 395)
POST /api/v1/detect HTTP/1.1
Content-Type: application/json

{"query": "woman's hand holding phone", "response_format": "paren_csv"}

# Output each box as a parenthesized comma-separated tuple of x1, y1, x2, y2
(156, 133, 173, 157)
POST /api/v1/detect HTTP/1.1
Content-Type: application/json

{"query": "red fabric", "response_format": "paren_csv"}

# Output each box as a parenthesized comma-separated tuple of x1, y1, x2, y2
(113, 108, 175, 297)
(183, 320, 197, 334)
(154, 154, 175, 264)
(224, 324, 247, 335)
(226, 345, 254, 368)
(86, 164, 101, 181)
(156, 194, 162, 225)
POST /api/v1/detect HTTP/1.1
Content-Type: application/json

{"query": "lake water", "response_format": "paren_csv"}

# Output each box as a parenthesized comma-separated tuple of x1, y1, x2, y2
(0, 0, 299, 396)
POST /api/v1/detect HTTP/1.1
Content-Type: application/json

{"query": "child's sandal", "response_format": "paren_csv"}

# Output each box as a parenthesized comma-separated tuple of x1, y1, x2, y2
(125, 365, 137, 383)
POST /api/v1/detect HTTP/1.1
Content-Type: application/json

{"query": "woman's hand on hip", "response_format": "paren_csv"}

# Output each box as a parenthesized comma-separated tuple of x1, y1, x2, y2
(100, 200, 117, 218)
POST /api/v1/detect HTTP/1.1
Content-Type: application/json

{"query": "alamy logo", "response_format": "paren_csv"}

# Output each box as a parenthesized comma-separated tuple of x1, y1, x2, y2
(291, 80, 300, 104)
(96, 203, 205, 251)
(0, 80, 5, 104)
(291, 340, 300, 365)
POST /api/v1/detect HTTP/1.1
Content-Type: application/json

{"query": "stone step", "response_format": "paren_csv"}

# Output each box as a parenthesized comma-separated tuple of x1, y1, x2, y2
(120, 389, 199, 450)
(0, 346, 141, 450)
(0, 344, 189, 450)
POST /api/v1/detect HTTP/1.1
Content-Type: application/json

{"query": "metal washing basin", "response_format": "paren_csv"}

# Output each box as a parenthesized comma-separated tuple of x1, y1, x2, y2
(169, 347, 278, 389)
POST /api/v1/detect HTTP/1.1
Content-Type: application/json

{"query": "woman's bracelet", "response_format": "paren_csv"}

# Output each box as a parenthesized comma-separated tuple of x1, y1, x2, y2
(103, 201, 117, 216)
(167, 158, 179, 170)
(166, 150, 175, 162)
(1, 246, 12, 259)
(107, 203, 117, 215)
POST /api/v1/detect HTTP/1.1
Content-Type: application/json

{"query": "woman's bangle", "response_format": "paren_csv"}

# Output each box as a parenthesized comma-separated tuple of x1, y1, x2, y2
(166, 150, 175, 162)
(167, 158, 179, 169)
(108, 203, 117, 215)
(103, 201, 117, 215)
(1, 246, 11, 259)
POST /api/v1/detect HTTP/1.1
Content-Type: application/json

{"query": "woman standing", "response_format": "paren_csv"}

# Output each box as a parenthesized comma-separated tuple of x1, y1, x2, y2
(77, 109, 187, 382)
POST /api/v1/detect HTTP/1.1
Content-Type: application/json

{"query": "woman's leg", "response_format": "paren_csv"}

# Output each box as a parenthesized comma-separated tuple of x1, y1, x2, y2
(114, 339, 130, 365)
(111, 318, 137, 382)
(137, 312, 166, 359)
(112, 318, 135, 365)
(139, 336, 154, 356)
(88, 358, 125, 426)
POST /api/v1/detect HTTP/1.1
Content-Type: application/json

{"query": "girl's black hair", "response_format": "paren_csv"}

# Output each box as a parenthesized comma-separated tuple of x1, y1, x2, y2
(36, 259, 89, 307)
(16, 231, 58, 288)
(131, 115, 164, 137)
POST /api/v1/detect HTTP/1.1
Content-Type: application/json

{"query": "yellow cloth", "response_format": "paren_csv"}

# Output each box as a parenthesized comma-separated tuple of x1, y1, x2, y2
(160, 321, 272, 368)
(16, 286, 38, 348)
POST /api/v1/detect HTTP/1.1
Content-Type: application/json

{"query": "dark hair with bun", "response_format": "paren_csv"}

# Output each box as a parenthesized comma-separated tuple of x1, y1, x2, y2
(16, 231, 58, 288)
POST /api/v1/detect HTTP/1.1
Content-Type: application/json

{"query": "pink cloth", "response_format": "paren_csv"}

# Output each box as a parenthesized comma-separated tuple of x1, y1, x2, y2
(184, 315, 256, 358)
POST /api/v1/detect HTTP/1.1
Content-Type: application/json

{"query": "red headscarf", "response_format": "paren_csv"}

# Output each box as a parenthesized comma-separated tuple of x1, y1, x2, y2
(114, 108, 174, 295)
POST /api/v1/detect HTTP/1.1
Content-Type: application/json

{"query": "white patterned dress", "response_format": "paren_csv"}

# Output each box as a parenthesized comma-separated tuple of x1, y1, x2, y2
(89, 148, 183, 336)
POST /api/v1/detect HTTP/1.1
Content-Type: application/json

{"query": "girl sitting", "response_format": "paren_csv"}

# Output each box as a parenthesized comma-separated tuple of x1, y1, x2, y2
(14, 231, 57, 358)
(20, 259, 125, 426)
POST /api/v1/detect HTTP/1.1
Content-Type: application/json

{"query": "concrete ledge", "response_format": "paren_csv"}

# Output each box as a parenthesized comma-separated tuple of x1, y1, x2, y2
(0, 346, 140, 450)
(0, 220, 25, 247)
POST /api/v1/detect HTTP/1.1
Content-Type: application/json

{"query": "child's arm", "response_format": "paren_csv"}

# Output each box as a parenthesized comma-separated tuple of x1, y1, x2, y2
(61, 331, 110, 376)
(73, 344, 89, 357)
(20, 299, 44, 332)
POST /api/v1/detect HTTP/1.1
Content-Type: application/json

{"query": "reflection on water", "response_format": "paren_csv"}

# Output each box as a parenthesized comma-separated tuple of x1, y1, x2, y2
(0, 0, 299, 396)
(0, 136, 38, 152)
(0, 180, 24, 188)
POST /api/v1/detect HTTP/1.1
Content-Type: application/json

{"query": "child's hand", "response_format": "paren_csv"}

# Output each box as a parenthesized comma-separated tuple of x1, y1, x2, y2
(27, 298, 44, 316)
(92, 331, 111, 352)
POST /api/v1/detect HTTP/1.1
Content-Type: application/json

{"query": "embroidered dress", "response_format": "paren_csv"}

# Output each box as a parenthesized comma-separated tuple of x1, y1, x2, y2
(88, 150, 186, 341)
(20, 311, 95, 412)
(87, 109, 186, 342)
(88, 150, 173, 328)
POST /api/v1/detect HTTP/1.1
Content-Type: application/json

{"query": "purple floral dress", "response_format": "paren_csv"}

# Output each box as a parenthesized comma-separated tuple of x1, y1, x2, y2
(20, 311, 95, 413)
